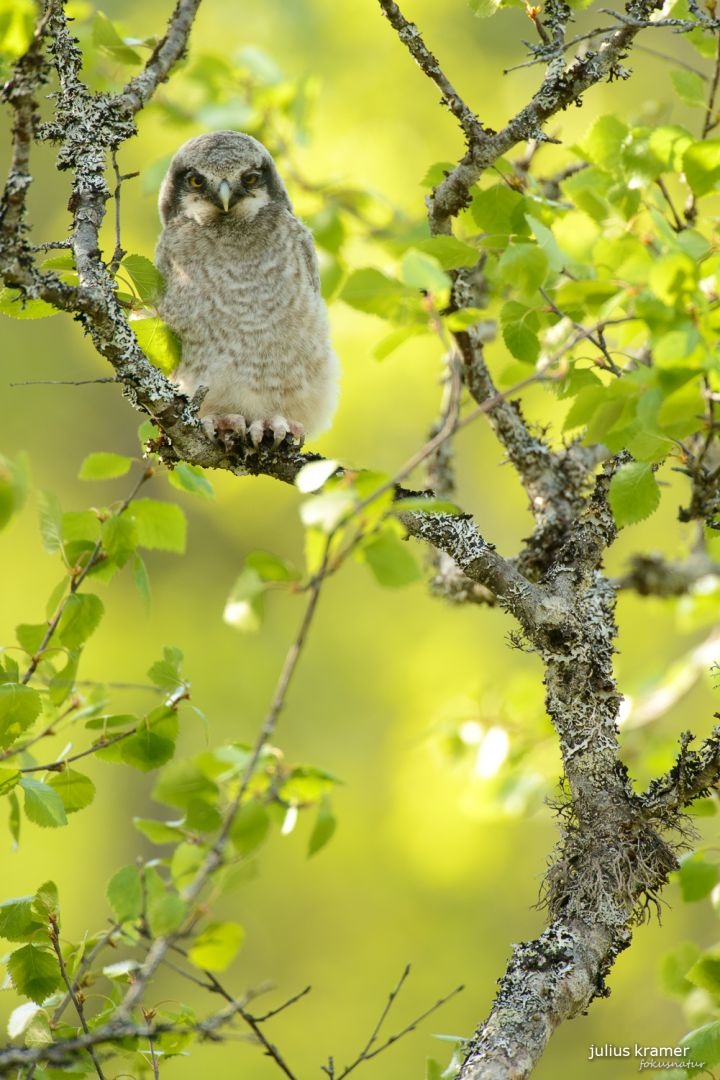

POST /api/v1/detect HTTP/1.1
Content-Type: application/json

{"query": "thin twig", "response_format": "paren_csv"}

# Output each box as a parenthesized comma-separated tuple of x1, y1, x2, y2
(252, 985, 313, 1023)
(49, 916, 107, 1080)
(656, 177, 684, 232)
(703, 33, 720, 139)
(9, 377, 118, 387)
(20, 466, 152, 687)
(112, 540, 332, 1037)
(377, 0, 488, 145)
(107, 152, 139, 276)
(18, 726, 138, 772)
(52, 923, 122, 1025)
(325, 965, 463, 1079)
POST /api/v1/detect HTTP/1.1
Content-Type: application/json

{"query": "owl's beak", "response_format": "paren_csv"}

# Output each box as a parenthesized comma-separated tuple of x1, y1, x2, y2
(217, 179, 231, 213)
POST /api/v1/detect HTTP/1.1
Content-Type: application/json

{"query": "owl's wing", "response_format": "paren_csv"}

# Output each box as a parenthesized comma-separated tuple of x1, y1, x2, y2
(296, 221, 321, 294)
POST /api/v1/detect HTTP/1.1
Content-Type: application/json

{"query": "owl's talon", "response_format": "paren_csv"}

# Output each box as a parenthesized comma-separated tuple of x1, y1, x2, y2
(203, 413, 248, 447)
(245, 417, 304, 450)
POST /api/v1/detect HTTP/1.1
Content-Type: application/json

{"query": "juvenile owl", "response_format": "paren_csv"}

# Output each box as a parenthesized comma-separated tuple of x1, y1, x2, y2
(155, 131, 339, 447)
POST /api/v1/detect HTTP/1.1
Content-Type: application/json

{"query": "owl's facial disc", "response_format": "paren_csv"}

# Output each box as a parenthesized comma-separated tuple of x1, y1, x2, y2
(177, 165, 270, 223)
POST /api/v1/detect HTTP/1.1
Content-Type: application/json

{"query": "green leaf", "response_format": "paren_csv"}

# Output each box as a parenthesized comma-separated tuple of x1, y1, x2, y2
(295, 459, 339, 494)
(107, 865, 143, 923)
(500, 301, 540, 364)
(131, 317, 181, 374)
(223, 553, 297, 633)
(0, 768, 20, 795)
(33, 881, 58, 920)
(280, 765, 342, 803)
(580, 114, 629, 170)
(419, 161, 454, 188)
(78, 452, 133, 481)
(8, 791, 20, 847)
(0, 897, 46, 942)
(56, 593, 104, 649)
(185, 797, 222, 832)
(683, 139, 720, 196)
(608, 463, 661, 527)
(0, 288, 58, 319)
(308, 797, 337, 857)
(671, 69, 707, 109)
(687, 951, 720, 996)
(47, 769, 95, 813)
(680, 1022, 720, 1077)
(133, 817, 182, 844)
(660, 942, 701, 998)
(7, 944, 62, 1004)
(133, 554, 151, 606)
(20, 779, 67, 828)
(147, 645, 184, 690)
(648, 125, 693, 172)
(392, 497, 462, 515)
(37, 491, 63, 554)
(468, 0, 500, 16)
(168, 463, 214, 500)
(121, 726, 176, 772)
(0, 685, 41, 749)
(299, 489, 355, 533)
(497, 243, 548, 297)
(130, 498, 186, 553)
(92, 12, 141, 64)
(0, 452, 30, 532)
(102, 514, 138, 567)
(356, 526, 422, 587)
(122, 254, 164, 303)
(145, 875, 186, 937)
(188, 921, 245, 972)
(400, 250, 450, 294)
(153, 760, 219, 810)
(415, 236, 479, 269)
(339, 268, 414, 319)
(471, 184, 527, 236)
(61, 511, 100, 548)
(230, 800, 271, 855)
(676, 853, 720, 902)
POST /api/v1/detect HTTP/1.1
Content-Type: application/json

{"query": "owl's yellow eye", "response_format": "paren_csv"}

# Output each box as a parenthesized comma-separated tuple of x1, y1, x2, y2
(187, 173, 204, 189)
(244, 172, 260, 188)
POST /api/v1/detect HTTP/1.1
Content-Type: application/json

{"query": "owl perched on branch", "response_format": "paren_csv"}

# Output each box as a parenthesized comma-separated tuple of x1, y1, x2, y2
(155, 131, 339, 448)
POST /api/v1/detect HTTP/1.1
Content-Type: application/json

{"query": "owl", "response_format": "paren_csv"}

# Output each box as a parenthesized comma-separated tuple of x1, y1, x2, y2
(155, 131, 339, 447)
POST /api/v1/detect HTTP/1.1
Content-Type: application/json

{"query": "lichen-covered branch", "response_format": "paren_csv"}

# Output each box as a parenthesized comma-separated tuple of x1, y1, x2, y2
(615, 552, 720, 597)
(117, 0, 203, 114)
(458, 921, 616, 1080)
(2, 3, 718, 1080)
(641, 725, 720, 814)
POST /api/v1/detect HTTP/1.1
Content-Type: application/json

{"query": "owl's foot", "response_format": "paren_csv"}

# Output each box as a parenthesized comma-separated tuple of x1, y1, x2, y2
(248, 416, 305, 450)
(202, 413, 247, 446)
(202, 413, 305, 451)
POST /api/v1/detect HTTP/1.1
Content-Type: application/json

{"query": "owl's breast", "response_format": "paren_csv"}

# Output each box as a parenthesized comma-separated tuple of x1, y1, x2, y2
(156, 223, 320, 357)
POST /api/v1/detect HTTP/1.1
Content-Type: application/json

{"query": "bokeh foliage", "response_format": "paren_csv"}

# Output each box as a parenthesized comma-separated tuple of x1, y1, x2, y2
(2, 0, 720, 1077)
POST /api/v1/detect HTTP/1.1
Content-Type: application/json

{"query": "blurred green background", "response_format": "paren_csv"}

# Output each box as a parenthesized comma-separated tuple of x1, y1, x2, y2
(1, 1, 718, 1076)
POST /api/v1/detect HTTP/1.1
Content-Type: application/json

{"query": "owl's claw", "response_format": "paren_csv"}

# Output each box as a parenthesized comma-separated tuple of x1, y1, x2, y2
(249, 417, 305, 450)
(203, 413, 304, 451)
(202, 413, 247, 447)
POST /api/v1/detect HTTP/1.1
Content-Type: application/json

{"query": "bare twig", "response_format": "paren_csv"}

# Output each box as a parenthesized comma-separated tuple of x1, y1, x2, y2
(21, 466, 152, 687)
(112, 539, 332, 1033)
(9, 377, 119, 387)
(52, 923, 122, 1025)
(49, 915, 107, 1080)
(107, 151, 139, 276)
(324, 966, 464, 1079)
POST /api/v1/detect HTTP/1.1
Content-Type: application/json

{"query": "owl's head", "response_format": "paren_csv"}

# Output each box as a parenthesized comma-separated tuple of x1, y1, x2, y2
(158, 131, 291, 226)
